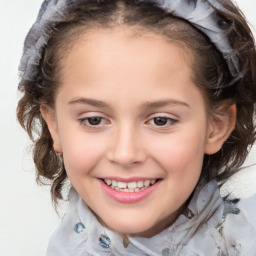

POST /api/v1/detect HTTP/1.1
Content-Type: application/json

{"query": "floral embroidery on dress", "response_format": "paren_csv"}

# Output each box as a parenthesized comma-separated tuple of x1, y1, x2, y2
(223, 199, 240, 218)
(47, 182, 256, 256)
(162, 244, 177, 256)
(215, 198, 241, 256)
(74, 222, 86, 234)
(216, 198, 240, 235)
(99, 233, 111, 249)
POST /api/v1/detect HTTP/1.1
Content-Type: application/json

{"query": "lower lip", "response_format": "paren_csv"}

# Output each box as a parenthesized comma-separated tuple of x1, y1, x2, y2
(99, 179, 161, 203)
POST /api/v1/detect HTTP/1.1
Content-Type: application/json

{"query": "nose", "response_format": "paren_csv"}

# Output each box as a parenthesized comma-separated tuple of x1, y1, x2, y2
(107, 124, 147, 167)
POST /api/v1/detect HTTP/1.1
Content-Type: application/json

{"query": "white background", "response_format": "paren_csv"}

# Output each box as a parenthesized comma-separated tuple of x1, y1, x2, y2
(0, 0, 255, 255)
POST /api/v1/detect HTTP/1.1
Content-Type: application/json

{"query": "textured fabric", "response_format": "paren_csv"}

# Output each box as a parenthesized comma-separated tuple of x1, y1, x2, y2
(20, 0, 242, 83)
(46, 179, 256, 256)
(143, 0, 240, 78)
(221, 146, 256, 200)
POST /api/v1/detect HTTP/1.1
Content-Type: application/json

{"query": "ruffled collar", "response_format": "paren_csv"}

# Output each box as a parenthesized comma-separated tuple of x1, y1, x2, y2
(48, 178, 243, 256)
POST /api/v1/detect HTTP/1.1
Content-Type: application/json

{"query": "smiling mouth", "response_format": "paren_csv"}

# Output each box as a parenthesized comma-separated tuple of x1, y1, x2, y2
(102, 179, 159, 192)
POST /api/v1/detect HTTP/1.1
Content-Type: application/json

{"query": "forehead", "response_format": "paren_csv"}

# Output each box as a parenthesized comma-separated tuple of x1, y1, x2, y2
(57, 28, 204, 109)
(61, 27, 193, 83)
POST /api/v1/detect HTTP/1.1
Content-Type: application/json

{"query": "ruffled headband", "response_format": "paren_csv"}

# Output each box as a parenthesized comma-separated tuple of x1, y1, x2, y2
(19, 0, 241, 82)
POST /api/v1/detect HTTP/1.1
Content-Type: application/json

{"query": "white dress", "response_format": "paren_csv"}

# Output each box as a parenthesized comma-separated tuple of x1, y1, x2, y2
(46, 179, 256, 256)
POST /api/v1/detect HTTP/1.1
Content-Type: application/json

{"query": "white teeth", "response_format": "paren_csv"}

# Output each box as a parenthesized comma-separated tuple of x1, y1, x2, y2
(106, 179, 112, 186)
(144, 180, 150, 186)
(137, 181, 144, 188)
(112, 180, 118, 187)
(104, 179, 157, 192)
(128, 182, 137, 189)
(117, 181, 127, 189)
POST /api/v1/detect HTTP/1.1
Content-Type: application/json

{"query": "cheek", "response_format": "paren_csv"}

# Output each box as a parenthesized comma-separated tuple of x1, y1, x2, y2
(60, 130, 106, 175)
(148, 127, 206, 176)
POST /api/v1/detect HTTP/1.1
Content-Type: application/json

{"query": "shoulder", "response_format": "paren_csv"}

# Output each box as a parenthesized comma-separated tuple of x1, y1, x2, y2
(46, 188, 89, 256)
(183, 187, 256, 256)
(221, 194, 256, 255)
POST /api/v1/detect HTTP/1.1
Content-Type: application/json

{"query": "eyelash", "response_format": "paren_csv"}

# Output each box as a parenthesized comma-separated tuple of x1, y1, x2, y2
(78, 115, 178, 128)
(79, 116, 109, 127)
(147, 116, 178, 127)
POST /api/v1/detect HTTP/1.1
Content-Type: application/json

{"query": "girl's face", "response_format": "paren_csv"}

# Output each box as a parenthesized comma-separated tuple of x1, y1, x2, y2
(43, 28, 233, 237)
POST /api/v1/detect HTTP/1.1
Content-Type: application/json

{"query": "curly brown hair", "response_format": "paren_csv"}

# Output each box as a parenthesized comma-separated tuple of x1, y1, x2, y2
(17, 0, 256, 206)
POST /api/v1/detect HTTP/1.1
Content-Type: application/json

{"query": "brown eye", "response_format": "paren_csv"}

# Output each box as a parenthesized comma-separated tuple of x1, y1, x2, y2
(147, 116, 178, 127)
(79, 116, 109, 127)
(87, 117, 102, 125)
(153, 117, 168, 126)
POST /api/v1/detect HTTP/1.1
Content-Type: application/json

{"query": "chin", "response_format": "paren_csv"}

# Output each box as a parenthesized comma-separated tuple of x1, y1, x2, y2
(102, 216, 158, 237)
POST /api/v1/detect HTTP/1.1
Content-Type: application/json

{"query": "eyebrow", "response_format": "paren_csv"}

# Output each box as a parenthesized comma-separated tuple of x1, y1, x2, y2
(68, 97, 109, 108)
(68, 97, 190, 109)
(142, 99, 191, 110)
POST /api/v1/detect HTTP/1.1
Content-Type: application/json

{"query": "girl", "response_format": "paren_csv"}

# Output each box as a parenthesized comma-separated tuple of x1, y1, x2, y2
(17, 0, 256, 255)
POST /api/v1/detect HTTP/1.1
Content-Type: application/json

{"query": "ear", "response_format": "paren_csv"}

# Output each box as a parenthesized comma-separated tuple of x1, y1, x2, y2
(40, 105, 63, 153)
(204, 104, 236, 155)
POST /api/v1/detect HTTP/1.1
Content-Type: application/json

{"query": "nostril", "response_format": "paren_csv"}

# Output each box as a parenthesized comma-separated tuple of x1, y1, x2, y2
(107, 150, 147, 167)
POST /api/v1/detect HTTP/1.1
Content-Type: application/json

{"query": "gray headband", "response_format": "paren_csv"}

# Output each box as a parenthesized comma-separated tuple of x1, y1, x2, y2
(19, 0, 242, 82)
